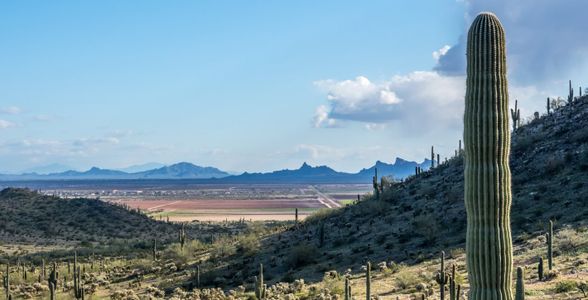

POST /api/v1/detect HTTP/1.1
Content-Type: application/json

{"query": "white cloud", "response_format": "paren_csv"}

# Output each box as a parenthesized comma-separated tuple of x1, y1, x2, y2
(0, 106, 22, 115)
(435, 0, 588, 86)
(313, 71, 465, 133)
(313, 105, 338, 128)
(432, 45, 451, 62)
(0, 120, 15, 129)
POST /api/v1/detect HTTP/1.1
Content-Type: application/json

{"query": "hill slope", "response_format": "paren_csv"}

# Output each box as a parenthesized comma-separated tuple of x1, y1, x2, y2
(193, 95, 588, 289)
(0, 188, 183, 246)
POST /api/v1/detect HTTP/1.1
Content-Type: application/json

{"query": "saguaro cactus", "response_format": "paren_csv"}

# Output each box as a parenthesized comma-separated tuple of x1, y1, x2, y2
(344, 277, 351, 300)
(568, 80, 574, 103)
(295, 208, 299, 223)
(255, 263, 266, 300)
(3, 264, 9, 300)
(366, 261, 371, 300)
(546, 98, 551, 115)
(538, 257, 544, 281)
(179, 223, 187, 250)
(373, 168, 379, 199)
(547, 220, 554, 270)
(48, 262, 58, 300)
(431, 146, 435, 168)
(152, 239, 157, 261)
(435, 251, 448, 300)
(511, 99, 520, 131)
(464, 12, 513, 300)
(196, 265, 201, 288)
(515, 267, 525, 300)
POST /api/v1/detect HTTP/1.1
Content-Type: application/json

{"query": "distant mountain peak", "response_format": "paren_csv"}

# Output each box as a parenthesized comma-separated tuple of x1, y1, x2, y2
(300, 162, 312, 169)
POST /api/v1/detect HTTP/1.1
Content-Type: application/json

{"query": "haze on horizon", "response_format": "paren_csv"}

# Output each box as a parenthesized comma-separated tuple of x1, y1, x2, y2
(1, 0, 587, 174)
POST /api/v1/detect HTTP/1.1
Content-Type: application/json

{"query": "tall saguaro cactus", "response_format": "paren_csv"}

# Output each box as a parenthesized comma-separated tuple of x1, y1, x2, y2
(366, 261, 371, 300)
(3, 264, 9, 300)
(464, 12, 513, 300)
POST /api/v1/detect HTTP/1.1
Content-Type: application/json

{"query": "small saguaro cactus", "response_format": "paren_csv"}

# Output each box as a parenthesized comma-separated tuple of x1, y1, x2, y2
(373, 168, 379, 199)
(547, 220, 554, 270)
(511, 99, 520, 131)
(3, 264, 10, 299)
(449, 264, 457, 300)
(366, 261, 371, 300)
(464, 12, 513, 300)
(435, 251, 448, 300)
(179, 223, 187, 250)
(255, 264, 266, 300)
(42, 259, 46, 281)
(431, 146, 435, 168)
(546, 97, 551, 115)
(196, 265, 201, 288)
(515, 267, 525, 300)
(152, 239, 157, 261)
(580, 86, 583, 97)
(568, 80, 574, 103)
(295, 208, 299, 223)
(437, 154, 440, 167)
(344, 277, 351, 300)
(538, 257, 544, 281)
(48, 262, 58, 300)
(73, 252, 84, 300)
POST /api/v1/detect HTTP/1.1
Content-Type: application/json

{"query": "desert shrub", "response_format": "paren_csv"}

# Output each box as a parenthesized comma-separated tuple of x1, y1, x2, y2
(411, 214, 439, 245)
(305, 208, 340, 224)
(210, 238, 237, 260)
(320, 272, 344, 295)
(554, 280, 577, 293)
(287, 243, 317, 268)
(557, 229, 582, 254)
(236, 234, 261, 257)
(395, 269, 419, 290)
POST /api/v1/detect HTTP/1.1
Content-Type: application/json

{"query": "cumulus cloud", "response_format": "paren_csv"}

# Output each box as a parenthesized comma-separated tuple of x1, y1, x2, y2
(435, 0, 588, 85)
(313, 105, 338, 128)
(0, 120, 15, 129)
(432, 45, 451, 62)
(313, 72, 465, 133)
(0, 106, 22, 115)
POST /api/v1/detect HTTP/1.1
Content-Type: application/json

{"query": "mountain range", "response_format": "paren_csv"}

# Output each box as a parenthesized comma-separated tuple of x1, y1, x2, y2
(0, 158, 431, 183)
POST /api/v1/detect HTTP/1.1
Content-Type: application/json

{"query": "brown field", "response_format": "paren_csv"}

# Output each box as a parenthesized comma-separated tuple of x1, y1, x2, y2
(110, 198, 327, 221)
(113, 199, 325, 210)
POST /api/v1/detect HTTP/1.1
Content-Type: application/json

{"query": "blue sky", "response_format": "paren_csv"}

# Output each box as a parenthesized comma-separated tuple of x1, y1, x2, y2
(1, 1, 587, 173)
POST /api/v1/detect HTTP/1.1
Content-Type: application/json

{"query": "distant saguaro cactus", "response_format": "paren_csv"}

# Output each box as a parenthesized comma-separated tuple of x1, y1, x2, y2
(373, 168, 379, 199)
(179, 223, 187, 250)
(546, 97, 551, 115)
(515, 267, 525, 300)
(435, 251, 448, 300)
(538, 257, 544, 281)
(464, 12, 513, 300)
(48, 262, 58, 300)
(3, 264, 9, 300)
(568, 80, 574, 104)
(366, 262, 371, 300)
(511, 99, 520, 131)
(547, 220, 554, 270)
(431, 146, 435, 168)
(255, 263, 266, 300)
(344, 277, 351, 300)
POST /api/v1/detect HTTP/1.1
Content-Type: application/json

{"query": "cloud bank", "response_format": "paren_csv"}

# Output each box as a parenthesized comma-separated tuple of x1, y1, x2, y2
(315, 1, 588, 132)
(436, 0, 588, 85)
(314, 72, 465, 133)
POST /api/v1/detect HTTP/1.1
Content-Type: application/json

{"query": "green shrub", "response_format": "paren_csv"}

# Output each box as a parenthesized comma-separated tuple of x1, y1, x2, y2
(287, 243, 317, 268)
(554, 280, 577, 293)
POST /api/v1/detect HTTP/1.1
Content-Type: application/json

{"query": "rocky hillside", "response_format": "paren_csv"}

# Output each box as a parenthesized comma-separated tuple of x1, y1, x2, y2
(0, 188, 202, 248)
(191, 95, 588, 290)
